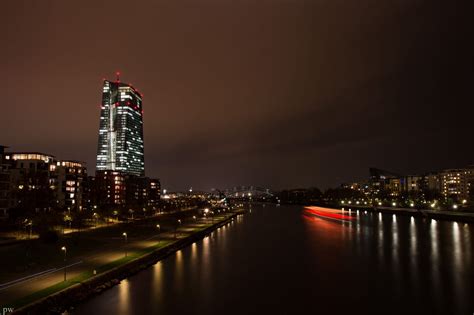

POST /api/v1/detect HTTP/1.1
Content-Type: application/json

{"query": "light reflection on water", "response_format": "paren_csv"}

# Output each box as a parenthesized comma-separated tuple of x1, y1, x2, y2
(302, 206, 474, 314)
(73, 205, 474, 315)
(118, 279, 130, 314)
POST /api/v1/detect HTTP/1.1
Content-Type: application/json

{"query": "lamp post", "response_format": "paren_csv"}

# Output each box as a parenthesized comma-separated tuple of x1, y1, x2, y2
(122, 232, 128, 257)
(156, 224, 161, 245)
(61, 246, 67, 281)
(175, 219, 181, 239)
(27, 221, 33, 239)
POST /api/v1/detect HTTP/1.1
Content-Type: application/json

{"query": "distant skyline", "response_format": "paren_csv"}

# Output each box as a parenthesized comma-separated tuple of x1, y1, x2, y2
(1, 0, 473, 191)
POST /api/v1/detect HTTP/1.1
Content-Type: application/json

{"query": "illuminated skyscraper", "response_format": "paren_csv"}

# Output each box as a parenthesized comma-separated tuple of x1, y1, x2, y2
(96, 74, 145, 176)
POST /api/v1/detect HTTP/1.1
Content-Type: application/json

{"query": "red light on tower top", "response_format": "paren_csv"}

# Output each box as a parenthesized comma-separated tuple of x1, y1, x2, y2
(116, 71, 121, 82)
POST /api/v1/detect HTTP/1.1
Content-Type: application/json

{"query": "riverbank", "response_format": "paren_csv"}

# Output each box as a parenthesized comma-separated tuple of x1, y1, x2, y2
(334, 204, 474, 222)
(11, 210, 243, 314)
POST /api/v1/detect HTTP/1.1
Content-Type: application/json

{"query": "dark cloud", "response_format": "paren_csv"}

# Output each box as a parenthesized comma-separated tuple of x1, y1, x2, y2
(1, 0, 472, 190)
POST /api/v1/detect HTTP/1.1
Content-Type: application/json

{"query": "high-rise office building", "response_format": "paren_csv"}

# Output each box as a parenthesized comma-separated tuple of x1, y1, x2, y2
(96, 75, 145, 176)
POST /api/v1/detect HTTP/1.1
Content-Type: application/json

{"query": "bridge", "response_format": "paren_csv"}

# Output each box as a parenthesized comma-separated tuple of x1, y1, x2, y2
(221, 186, 274, 199)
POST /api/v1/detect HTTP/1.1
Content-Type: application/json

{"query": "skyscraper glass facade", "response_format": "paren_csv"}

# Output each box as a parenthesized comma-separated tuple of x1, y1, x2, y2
(96, 79, 145, 176)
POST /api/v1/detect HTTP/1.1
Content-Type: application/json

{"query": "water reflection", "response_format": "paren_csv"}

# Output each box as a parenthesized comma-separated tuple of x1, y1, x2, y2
(151, 262, 164, 305)
(118, 279, 130, 314)
(74, 205, 474, 315)
(409, 216, 419, 293)
(303, 208, 474, 314)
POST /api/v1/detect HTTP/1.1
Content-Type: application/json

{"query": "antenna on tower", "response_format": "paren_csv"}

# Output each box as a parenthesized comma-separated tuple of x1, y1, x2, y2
(116, 71, 121, 82)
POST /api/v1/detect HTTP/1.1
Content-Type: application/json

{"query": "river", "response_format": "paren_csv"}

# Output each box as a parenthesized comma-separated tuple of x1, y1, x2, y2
(72, 204, 474, 315)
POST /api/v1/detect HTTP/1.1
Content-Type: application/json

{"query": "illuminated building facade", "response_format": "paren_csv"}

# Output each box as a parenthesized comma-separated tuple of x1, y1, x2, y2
(96, 77, 145, 176)
(0, 152, 88, 215)
(94, 170, 126, 207)
(92, 170, 160, 212)
(440, 168, 473, 202)
(56, 160, 87, 211)
(125, 176, 161, 211)
(4, 152, 58, 212)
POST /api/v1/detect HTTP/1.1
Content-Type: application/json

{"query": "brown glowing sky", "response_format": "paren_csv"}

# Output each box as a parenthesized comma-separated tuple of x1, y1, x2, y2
(1, 0, 472, 191)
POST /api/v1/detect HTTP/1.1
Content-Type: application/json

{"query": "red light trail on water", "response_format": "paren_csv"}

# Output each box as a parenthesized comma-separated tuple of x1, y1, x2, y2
(303, 206, 354, 222)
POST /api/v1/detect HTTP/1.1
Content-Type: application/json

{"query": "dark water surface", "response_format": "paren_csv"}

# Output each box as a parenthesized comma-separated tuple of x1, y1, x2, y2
(72, 204, 474, 315)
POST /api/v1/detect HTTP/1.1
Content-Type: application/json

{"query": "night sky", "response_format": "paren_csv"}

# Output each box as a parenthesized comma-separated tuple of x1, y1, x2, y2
(1, 0, 472, 191)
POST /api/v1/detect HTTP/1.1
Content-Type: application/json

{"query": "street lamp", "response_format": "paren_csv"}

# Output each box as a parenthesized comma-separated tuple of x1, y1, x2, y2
(156, 224, 161, 246)
(27, 221, 33, 239)
(193, 215, 196, 221)
(122, 232, 128, 257)
(93, 212, 98, 227)
(175, 220, 181, 239)
(61, 246, 67, 281)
